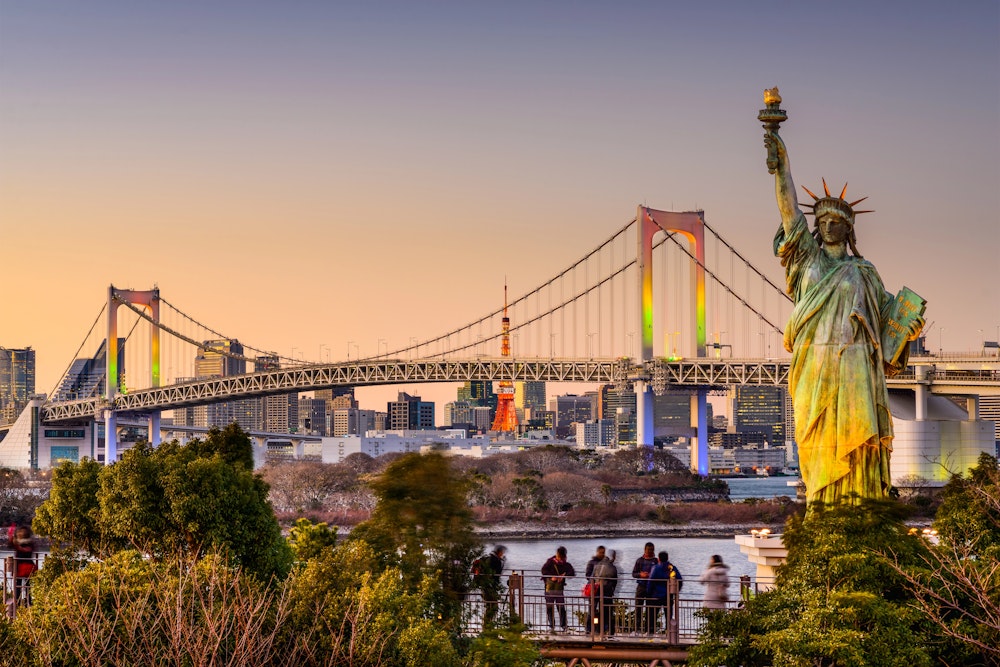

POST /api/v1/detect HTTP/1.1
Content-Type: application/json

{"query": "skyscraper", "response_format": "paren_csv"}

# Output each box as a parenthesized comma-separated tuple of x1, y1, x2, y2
(193, 340, 255, 429)
(0, 347, 35, 422)
(731, 385, 787, 444)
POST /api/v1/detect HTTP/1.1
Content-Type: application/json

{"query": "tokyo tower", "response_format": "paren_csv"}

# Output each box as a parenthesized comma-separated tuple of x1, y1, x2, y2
(490, 283, 519, 433)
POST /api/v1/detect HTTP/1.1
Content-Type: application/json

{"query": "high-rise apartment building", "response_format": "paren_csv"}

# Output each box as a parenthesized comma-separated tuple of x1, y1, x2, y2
(387, 392, 435, 431)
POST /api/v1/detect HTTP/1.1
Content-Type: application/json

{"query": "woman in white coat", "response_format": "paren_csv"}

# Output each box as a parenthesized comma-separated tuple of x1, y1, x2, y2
(698, 554, 730, 609)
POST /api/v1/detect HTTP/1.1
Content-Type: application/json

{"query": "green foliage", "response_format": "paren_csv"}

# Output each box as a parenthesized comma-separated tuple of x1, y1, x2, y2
(33, 458, 106, 555)
(690, 501, 935, 667)
(284, 539, 464, 667)
(33, 425, 293, 580)
(350, 452, 482, 618)
(935, 452, 1000, 559)
(463, 626, 540, 667)
(288, 517, 338, 561)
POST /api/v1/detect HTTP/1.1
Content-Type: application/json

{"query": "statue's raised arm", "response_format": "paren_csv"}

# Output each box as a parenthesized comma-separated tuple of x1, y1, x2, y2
(758, 88, 801, 235)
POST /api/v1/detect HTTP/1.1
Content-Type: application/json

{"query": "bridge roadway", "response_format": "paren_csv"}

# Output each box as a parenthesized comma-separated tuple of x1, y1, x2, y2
(40, 355, 1000, 424)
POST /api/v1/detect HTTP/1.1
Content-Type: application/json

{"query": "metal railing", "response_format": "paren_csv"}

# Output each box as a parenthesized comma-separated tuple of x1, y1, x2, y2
(2, 552, 43, 618)
(461, 570, 766, 642)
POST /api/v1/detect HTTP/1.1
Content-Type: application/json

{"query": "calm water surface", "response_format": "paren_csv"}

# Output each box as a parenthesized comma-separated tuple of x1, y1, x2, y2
(490, 536, 756, 600)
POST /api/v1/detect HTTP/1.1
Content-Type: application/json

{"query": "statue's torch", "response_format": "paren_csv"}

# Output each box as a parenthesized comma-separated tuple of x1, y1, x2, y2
(758, 87, 787, 174)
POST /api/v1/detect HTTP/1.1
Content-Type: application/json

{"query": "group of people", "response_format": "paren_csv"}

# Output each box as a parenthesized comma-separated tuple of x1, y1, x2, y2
(538, 542, 730, 635)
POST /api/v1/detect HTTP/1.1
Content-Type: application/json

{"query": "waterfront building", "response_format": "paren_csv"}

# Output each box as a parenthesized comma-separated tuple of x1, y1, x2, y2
(52, 339, 121, 402)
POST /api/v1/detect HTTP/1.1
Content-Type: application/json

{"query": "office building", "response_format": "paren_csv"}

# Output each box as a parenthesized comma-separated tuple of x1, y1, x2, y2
(388, 392, 435, 431)
(0, 347, 35, 421)
(332, 408, 378, 436)
(550, 394, 594, 438)
(731, 385, 787, 445)
(515, 381, 547, 412)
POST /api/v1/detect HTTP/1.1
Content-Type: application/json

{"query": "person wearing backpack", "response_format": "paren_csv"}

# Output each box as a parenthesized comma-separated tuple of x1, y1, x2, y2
(474, 545, 506, 628)
(584, 546, 618, 636)
(540, 546, 576, 632)
(647, 551, 683, 634)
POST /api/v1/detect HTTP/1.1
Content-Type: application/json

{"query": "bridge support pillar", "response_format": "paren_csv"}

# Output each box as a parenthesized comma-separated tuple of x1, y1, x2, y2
(636, 380, 654, 448)
(914, 366, 929, 421)
(104, 410, 118, 464)
(691, 391, 709, 476)
(965, 395, 979, 420)
(148, 411, 161, 446)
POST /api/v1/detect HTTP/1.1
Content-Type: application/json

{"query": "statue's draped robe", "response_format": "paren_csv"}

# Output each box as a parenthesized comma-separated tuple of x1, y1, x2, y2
(774, 213, 897, 503)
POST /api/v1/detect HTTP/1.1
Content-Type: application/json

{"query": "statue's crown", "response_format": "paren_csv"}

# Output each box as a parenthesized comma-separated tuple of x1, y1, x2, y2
(801, 179, 873, 223)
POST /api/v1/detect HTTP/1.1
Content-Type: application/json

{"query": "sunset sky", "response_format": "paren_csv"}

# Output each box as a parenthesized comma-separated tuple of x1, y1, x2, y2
(2, 1, 998, 417)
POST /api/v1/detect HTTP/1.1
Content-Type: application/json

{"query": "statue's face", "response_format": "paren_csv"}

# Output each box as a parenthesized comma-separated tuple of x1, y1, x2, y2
(817, 214, 851, 245)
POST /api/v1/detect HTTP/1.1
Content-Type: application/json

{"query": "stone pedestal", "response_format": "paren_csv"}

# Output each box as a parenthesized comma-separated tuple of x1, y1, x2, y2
(735, 533, 787, 590)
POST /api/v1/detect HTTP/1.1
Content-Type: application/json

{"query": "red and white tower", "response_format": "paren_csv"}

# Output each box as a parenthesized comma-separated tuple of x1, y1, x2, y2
(490, 284, 519, 433)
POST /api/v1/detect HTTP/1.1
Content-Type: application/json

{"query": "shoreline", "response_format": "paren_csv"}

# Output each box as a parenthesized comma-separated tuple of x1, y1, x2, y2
(473, 519, 787, 540)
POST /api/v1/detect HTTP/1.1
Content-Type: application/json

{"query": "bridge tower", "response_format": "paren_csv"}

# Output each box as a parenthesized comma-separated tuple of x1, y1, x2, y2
(490, 284, 519, 433)
(636, 207, 710, 475)
(105, 285, 161, 463)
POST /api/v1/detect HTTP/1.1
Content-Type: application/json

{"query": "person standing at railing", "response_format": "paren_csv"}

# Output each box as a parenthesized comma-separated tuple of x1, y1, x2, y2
(598, 550, 619, 636)
(647, 551, 683, 635)
(540, 546, 576, 632)
(8, 525, 36, 610)
(698, 554, 730, 610)
(632, 541, 658, 633)
(473, 545, 506, 628)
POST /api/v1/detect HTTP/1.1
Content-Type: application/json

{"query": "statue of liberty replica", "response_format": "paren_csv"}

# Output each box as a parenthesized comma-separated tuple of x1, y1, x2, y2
(760, 89, 925, 504)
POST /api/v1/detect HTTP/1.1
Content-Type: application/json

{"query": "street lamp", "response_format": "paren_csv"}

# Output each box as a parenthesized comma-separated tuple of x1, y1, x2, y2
(550, 333, 557, 358)
(378, 338, 387, 358)
(320, 344, 330, 363)
(938, 328, 946, 356)
(587, 332, 598, 358)
(347, 341, 355, 361)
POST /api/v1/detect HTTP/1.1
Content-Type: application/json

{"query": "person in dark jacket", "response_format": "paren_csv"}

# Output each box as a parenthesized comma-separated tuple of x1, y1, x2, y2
(632, 541, 658, 633)
(540, 546, 576, 631)
(478, 545, 506, 627)
(647, 551, 683, 634)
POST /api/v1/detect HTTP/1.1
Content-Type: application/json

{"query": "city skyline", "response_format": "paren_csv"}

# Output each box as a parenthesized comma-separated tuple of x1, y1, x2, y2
(2, 1, 997, 417)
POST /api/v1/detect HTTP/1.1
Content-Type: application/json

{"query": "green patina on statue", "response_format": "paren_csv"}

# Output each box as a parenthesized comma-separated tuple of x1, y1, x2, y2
(759, 88, 925, 504)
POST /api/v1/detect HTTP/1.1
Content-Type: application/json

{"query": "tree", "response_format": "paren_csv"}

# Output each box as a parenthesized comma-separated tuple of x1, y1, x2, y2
(349, 452, 481, 620)
(690, 501, 935, 667)
(34, 425, 293, 580)
(884, 453, 1000, 663)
